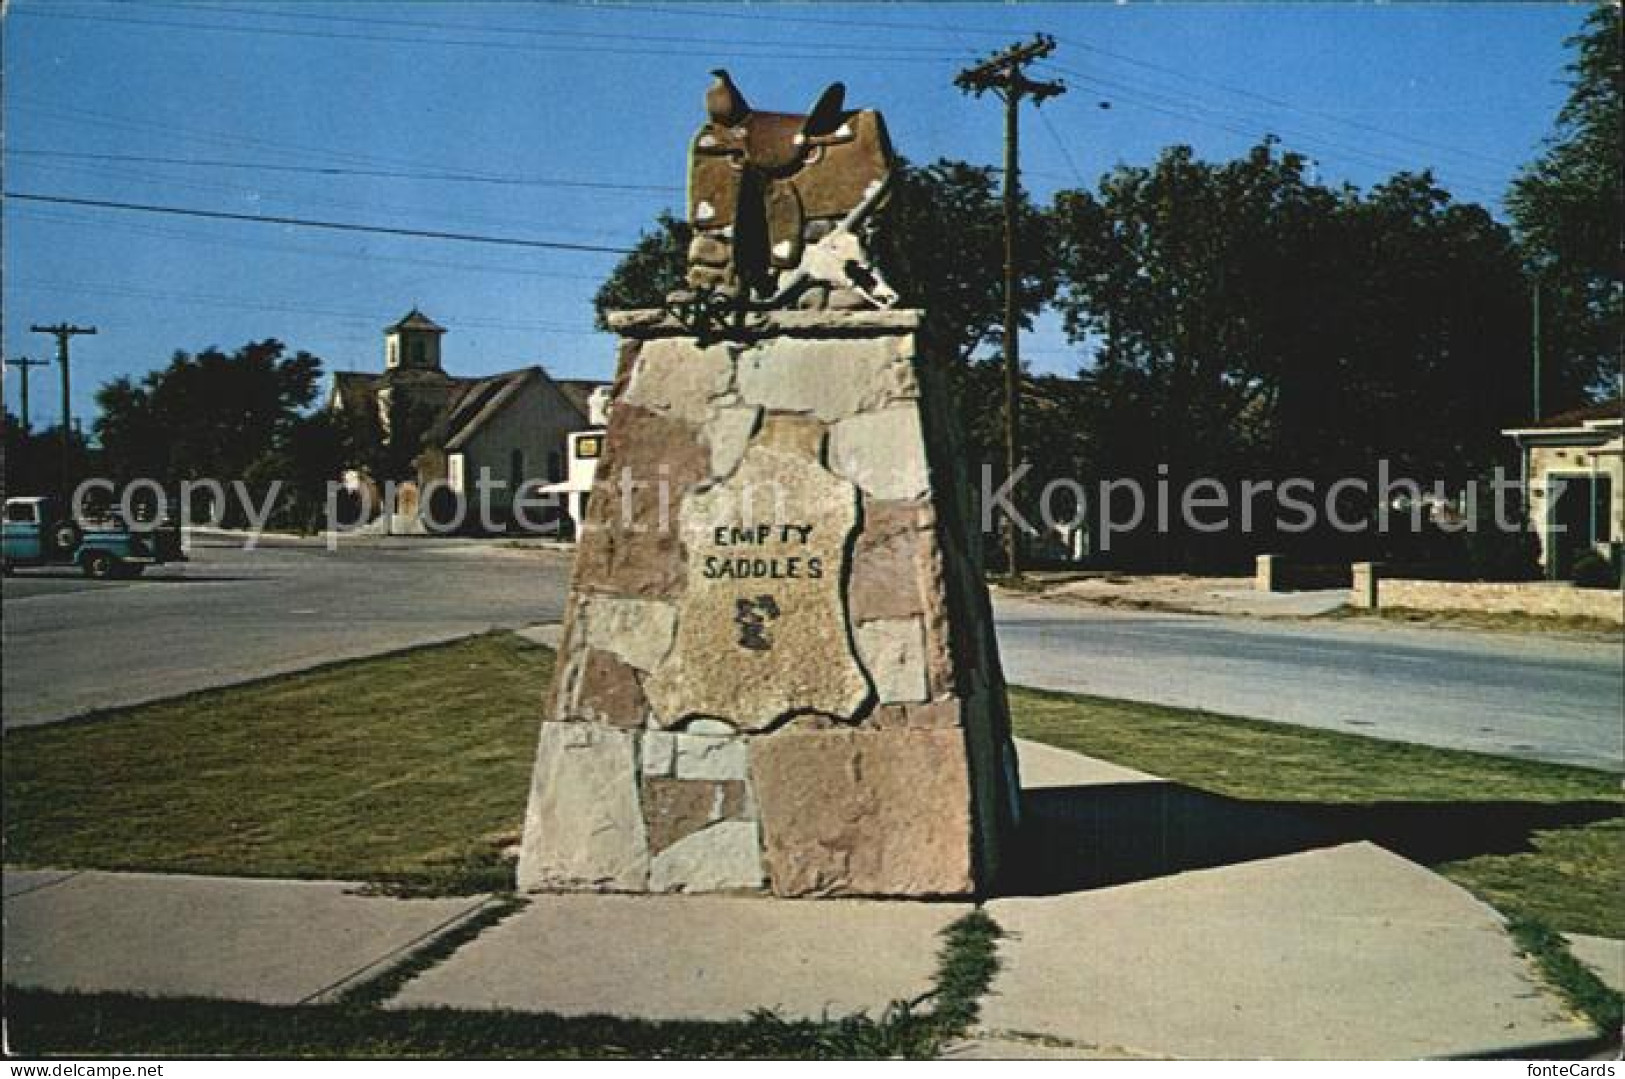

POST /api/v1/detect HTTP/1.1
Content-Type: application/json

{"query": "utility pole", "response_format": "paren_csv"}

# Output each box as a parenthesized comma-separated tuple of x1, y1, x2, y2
(30, 323, 97, 494)
(1530, 279, 1542, 422)
(8, 356, 50, 430)
(956, 34, 1065, 580)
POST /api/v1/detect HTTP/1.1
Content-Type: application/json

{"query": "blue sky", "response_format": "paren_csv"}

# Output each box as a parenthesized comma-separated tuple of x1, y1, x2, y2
(2, 1, 1589, 428)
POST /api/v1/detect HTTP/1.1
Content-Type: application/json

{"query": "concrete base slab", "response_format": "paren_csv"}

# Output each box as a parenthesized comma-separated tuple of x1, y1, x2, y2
(1014, 737, 1161, 789)
(942, 1036, 1152, 1060)
(387, 892, 970, 1021)
(516, 622, 563, 650)
(3, 868, 490, 1004)
(1566, 934, 1625, 995)
(982, 843, 1594, 1059)
(3, 869, 81, 899)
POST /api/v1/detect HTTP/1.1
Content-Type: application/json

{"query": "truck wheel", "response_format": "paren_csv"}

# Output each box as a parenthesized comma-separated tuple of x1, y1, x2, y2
(82, 551, 117, 579)
(50, 520, 83, 556)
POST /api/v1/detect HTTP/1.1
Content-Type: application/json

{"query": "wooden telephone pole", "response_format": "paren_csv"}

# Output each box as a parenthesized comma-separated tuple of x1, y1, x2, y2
(8, 356, 50, 430)
(956, 34, 1065, 579)
(30, 323, 97, 493)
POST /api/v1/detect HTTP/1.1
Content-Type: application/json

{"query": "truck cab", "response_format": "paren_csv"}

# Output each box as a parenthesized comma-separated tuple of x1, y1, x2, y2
(2, 496, 186, 579)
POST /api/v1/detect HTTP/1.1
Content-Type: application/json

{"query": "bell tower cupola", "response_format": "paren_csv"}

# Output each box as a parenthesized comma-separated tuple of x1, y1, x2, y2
(384, 308, 446, 372)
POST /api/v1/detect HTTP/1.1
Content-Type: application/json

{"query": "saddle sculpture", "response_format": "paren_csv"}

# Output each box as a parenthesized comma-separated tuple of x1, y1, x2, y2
(680, 71, 899, 315)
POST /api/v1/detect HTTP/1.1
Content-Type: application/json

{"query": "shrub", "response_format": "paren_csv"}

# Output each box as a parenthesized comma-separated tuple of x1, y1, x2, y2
(1570, 551, 1621, 590)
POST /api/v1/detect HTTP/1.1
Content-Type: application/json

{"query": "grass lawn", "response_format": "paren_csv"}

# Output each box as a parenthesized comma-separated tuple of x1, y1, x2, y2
(1, 992, 925, 1059)
(1013, 685, 1623, 939)
(3, 633, 1619, 1050)
(1326, 605, 1622, 637)
(2, 632, 549, 894)
(5, 632, 1619, 934)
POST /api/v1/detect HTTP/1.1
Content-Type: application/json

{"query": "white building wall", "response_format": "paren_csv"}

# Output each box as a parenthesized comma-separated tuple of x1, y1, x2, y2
(459, 376, 585, 513)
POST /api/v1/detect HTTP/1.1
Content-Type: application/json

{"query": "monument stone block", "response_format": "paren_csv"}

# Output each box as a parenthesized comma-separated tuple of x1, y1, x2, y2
(518, 75, 1020, 899)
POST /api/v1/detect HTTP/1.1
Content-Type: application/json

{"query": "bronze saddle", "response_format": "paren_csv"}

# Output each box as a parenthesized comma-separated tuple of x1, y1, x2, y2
(689, 80, 895, 297)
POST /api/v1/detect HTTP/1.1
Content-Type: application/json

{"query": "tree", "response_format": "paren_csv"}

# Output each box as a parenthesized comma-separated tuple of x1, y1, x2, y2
(1053, 141, 1530, 569)
(869, 159, 1057, 371)
(94, 340, 335, 529)
(2, 411, 94, 499)
(1506, 2, 1623, 409)
(592, 212, 691, 331)
(332, 389, 441, 485)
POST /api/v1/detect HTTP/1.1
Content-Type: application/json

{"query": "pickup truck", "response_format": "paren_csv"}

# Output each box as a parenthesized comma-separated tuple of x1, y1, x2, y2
(2, 496, 186, 579)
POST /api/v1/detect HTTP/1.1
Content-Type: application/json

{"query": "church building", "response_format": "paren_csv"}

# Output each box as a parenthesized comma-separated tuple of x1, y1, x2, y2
(329, 309, 605, 532)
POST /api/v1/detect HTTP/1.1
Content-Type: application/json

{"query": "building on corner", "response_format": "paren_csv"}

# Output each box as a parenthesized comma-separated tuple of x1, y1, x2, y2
(1503, 399, 1622, 578)
(328, 309, 607, 534)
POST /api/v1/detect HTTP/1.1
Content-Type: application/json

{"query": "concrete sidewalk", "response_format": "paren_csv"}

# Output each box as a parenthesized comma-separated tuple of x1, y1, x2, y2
(388, 893, 969, 1022)
(1, 738, 1604, 1058)
(982, 842, 1595, 1059)
(1020, 575, 1349, 619)
(2, 869, 494, 1005)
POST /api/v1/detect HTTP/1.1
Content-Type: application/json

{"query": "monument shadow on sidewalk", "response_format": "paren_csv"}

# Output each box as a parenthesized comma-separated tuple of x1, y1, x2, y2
(1002, 780, 1620, 898)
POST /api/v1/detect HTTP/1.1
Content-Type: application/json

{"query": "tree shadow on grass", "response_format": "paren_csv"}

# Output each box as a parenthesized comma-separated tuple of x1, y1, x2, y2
(999, 781, 1621, 898)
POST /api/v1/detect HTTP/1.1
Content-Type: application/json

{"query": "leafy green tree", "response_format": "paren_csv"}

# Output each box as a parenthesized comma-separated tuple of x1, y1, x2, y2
(2, 411, 95, 498)
(1053, 141, 1529, 569)
(96, 340, 322, 483)
(332, 390, 441, 486)
(94, 340, 334, 529)
(592, 212, 691, 331)
(869, 159, 1057, 370)
(1507, 2, 1623, 409)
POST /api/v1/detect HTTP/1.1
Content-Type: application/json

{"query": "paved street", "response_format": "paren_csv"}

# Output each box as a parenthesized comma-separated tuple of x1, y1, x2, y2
(1, 536, 573, 728)
(995, 595, 1624, 771)
(4, 541, 1620, 770)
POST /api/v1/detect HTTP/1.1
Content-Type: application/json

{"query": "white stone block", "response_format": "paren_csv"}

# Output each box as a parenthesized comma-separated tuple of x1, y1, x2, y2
(641, 731, 676, 777)
(829, 408, 929, 501)
(648, 821, 765, 892)
(855, 617, 929, 704)
(581, 597, 677, 673)
(518, 723, 648, 891)
(707, 406, 761, 478)
(737, 337, 916, 422)
(675, 734, 750, 780)
(623, 337, 736, 427)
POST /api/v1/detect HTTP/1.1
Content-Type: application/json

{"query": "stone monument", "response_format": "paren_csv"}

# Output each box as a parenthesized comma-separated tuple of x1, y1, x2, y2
(518, 73, 1021, 898)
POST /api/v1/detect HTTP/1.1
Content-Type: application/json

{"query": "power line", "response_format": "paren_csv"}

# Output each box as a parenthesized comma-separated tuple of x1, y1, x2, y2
(3, 192, 636, 255)
(12, 157, 638, 242)
(1041, 59, 1511, 191)
(122, 0, 963, 56)
(9, 206, 607, 282)
(13, 277, 604, 336)
(1037, 60, 1506, 203)
(8, 130, 656, 243)
(10, 96, 499, 177)
(610, 3, 1517, 180)
(1052, 34, 1517, 173)
(6, 148, 686, 195)
(1035, 106, 1091, 189)
(17, 7, 966, 64)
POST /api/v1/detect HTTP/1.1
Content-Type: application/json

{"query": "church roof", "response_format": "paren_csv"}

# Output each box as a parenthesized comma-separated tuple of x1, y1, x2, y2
(385, 308, 446, 334)
(1527, 399, 1622, 429)
(432, 369, 537, 450)
(554, 379, 605, 419)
